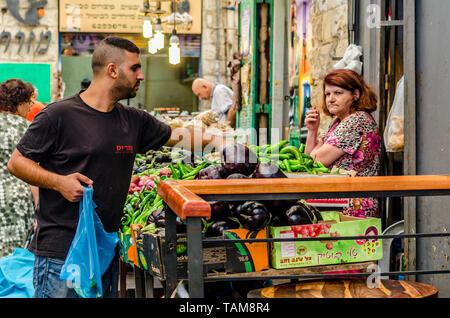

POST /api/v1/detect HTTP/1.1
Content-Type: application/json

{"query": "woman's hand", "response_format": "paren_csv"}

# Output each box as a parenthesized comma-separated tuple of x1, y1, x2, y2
(305, 107, 320, 132)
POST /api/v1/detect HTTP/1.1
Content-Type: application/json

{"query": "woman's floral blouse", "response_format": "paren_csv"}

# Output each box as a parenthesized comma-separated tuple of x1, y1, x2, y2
(322, 111, 381, 218)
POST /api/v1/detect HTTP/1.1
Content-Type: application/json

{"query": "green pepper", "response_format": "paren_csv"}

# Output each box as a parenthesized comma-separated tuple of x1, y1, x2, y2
(177, 161, 189, 178)
(299, 143, 305, 154)
(268, 140, 289, 154)
(181, 161, 208, 179)
(313, 167, 330, 174)
(124, 203, 134, 216)
(280, 146, 302, 160)
(122, 226, 130, 234)
(283, 159, 292, 172)
(303, 158, 314, 167)
(268, 153, 292, 160)
(139, 193, 154, 213)
(302, 153, 313, 161)
(288, 159, 301, 166)
(169, 163, 181, 179)
(121, 214, 131, 227)
(130, 208, 142, 225)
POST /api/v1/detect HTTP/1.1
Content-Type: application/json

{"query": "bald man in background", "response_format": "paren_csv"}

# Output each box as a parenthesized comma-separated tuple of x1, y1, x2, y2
(192, 78, 237, 128)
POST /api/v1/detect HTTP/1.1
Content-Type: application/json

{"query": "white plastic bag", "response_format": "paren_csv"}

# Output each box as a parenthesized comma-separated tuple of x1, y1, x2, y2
(333, 44, 363, 74)
(384, 76, 404, 152)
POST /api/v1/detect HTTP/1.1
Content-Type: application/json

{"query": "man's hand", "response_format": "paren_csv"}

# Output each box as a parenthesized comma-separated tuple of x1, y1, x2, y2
(55, 173, 93, 202)
(8, 149, 93, 203)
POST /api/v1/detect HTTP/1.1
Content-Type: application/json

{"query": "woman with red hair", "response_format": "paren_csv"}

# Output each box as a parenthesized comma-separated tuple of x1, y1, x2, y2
(304, 69, 382, 217)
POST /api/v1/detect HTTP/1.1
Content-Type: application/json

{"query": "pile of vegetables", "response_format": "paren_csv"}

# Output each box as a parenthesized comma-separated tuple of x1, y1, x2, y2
(121, 141, 332, 236)
(121, 146, 219, 234)
(250, 141, 332, 174)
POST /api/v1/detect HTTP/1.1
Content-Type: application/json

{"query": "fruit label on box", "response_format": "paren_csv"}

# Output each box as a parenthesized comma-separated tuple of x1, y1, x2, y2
(280, 231, 296, 258)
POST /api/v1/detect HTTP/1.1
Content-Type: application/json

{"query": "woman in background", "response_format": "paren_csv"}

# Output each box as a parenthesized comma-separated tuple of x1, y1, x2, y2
(0, 79, 37, 257)
(304, 69, 382, 218)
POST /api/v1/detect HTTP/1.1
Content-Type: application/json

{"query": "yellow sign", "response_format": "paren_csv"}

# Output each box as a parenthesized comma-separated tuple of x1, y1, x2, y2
(59, 0, 201, 34)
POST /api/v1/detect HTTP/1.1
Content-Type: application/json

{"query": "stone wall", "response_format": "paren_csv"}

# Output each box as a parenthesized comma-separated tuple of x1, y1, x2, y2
(198, 0, 238, 111)
(309, 0, 349, 130)
(0, 0, 59, 101)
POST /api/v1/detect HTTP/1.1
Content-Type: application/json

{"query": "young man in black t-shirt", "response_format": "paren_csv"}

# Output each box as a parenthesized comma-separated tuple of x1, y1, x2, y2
(8, 37, 226, 298)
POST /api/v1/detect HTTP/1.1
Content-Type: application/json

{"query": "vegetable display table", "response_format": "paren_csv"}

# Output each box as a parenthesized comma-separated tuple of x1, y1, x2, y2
(156, 175, 450, 298)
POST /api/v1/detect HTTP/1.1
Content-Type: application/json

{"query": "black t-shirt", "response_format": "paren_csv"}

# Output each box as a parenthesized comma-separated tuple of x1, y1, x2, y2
(16, 93, 172, 259)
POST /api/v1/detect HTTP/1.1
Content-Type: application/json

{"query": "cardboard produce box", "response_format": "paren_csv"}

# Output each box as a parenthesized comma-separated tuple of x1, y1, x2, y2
(269, 211, 382, 269)
(119, 231, 137, 265)
(139, 228, 269, 279)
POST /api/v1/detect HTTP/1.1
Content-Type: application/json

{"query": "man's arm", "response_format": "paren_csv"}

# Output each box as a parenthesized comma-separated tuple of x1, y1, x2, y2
(164, 126, 230, 153)
(8, 149, 93, 202)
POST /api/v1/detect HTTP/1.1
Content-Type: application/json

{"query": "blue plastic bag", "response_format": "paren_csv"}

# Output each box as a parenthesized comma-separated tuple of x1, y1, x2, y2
(60, 187, 119, 298)
(0, 248, 34, 298)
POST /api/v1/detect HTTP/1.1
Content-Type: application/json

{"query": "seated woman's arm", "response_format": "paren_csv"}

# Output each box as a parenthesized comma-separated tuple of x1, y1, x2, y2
(309, 143, 345, 168)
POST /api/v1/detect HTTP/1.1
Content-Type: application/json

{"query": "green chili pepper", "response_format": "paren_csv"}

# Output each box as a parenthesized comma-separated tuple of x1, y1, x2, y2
(130, 209, 142, 225)
(268, 140, 289, 154)
(288, 159, 301, 166)
(181, 161, 208, 179)
(179, 161, 193, 178)
(299, 143, 305, 154)
(283, 159, 292, 172)
(121, 214, 131, 227)
(139, 193, 154, 213)
(313, 167, 330, 174)
(122, 226, 130, 234)
(124, 203, 134, 216)
(302, 153, 313, 161)
(169, 163, 181, 179)
(303, 159, 313, 167)
(268, 153, 292, 160)
(280, 146, 302, 160)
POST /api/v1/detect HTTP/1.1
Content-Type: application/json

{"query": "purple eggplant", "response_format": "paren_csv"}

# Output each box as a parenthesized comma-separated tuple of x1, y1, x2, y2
(195, 164, 225, 180)
(284, 201, 322, 226)
(226, 173, 249, 179)
(205, 218, 241, 237)
(252, 162, 287, 179)
(221, 143, 259, 176)
(208, 201, 230, 220)
(235, 201, 271, 231)
(146, 208, 186, 232)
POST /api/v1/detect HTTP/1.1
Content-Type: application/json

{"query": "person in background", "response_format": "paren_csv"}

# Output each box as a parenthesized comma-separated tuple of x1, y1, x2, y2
(304, 69, 381, 218)
(7, 37, 227, 298)
(81, 78, 91, 90)
(0, 79, 37, 257)
(192, 78, 237, 128)
(25, 83, 46, 122)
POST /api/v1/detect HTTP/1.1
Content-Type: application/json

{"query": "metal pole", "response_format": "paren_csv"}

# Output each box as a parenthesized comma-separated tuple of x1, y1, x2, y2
(186, 216, 205, 298)
(403, 0, 417, 281)
(164, 208, 178, 296)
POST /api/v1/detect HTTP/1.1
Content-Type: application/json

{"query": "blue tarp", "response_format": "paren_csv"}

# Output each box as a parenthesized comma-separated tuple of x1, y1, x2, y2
(0, 248, 34, 298)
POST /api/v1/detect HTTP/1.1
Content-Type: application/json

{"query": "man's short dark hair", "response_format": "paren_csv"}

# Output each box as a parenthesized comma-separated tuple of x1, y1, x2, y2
(91, 36, 140, 74)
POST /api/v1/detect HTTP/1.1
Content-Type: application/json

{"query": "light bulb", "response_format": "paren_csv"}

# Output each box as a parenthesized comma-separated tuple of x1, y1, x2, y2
(143, 18, 152, 38)
(169, 43, 180, 64)
(154, 31, 164, 50)
(148, 38, 158, 54)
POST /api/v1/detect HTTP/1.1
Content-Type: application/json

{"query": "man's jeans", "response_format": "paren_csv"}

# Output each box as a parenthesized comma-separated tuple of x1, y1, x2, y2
(33, 254, 119, 298)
